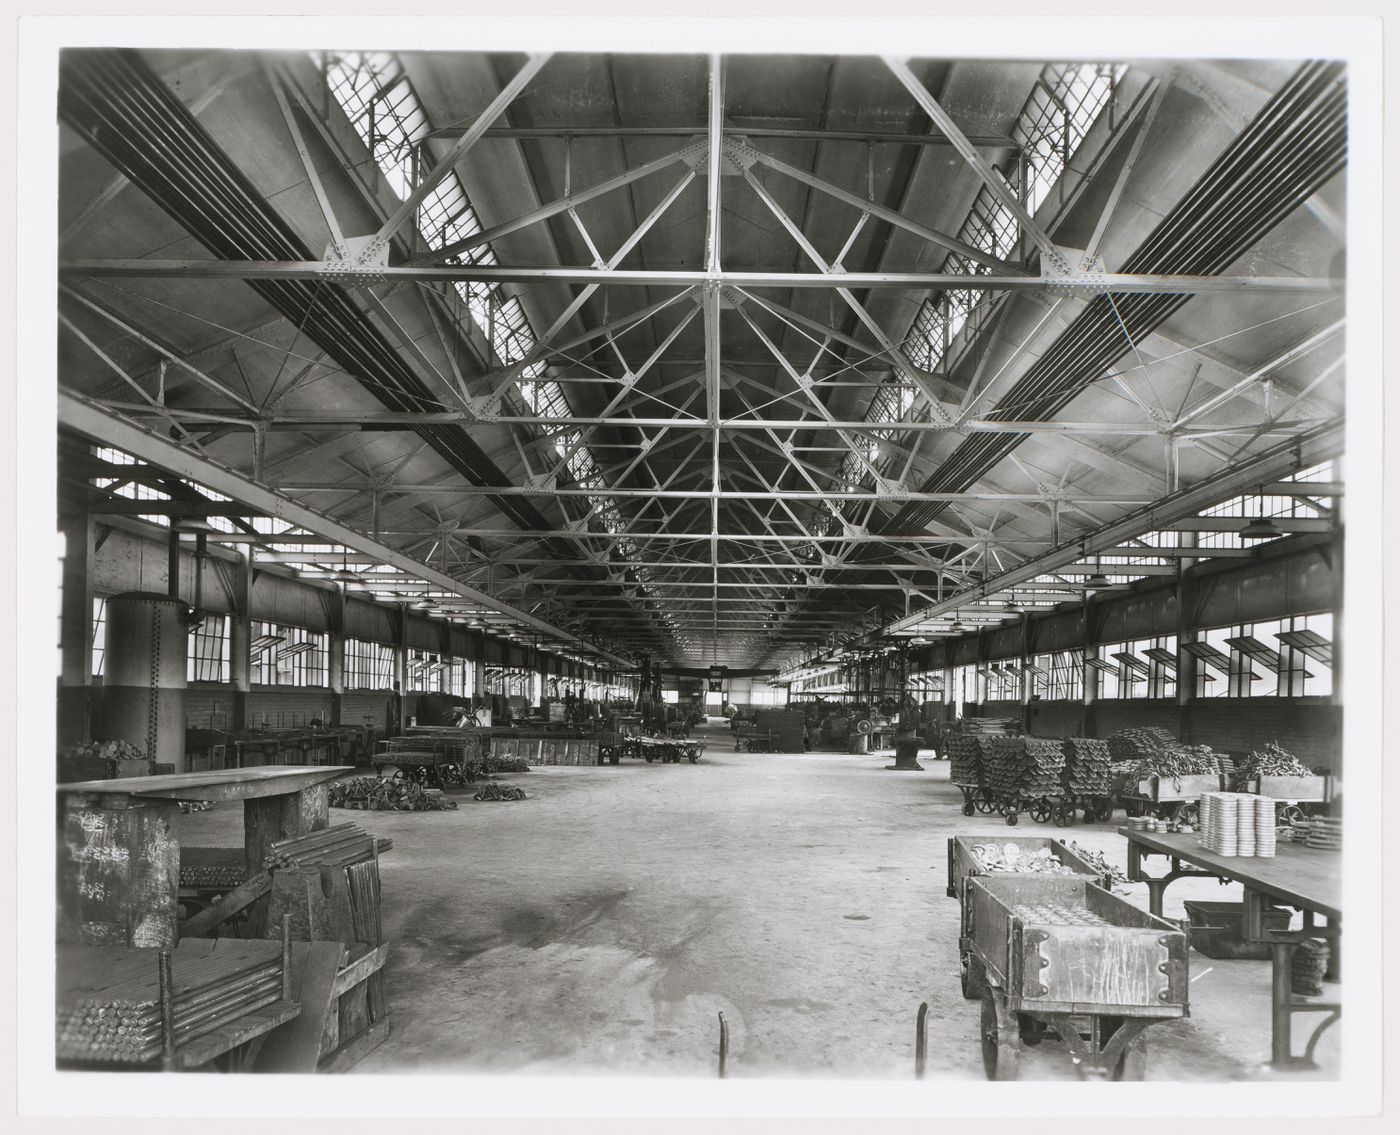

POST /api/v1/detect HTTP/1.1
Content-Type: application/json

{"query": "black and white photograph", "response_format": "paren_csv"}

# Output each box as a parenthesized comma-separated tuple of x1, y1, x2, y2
(9, 5, 1388, 1124)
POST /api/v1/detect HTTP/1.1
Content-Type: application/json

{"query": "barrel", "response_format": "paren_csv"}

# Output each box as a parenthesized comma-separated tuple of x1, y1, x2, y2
(101, 592, 188, 773)
(848, 732, 870, 755)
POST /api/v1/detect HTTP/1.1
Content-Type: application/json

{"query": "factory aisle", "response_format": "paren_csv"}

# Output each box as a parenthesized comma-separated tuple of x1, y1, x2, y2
(182, 733, 1337, 1080)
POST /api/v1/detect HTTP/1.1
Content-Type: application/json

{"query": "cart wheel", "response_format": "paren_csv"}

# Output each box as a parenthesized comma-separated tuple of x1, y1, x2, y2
(1028, 799, 1052, 824)
(980, 994, 1019, 1081)
(1005, 811, 1019, 826)
(1017, 1014, 1045, 1047)
(961, 953, 989, 1000)
(645, 754, 654, 763)
(1177, 802, 1200, 828)
(974, 790, 994, 815)
(1056, 803, 1077, 827)
(1094, 799, 1114, 823)
(962, 801, 975, 816)
(1123, 798, 1142, 818)
(1279, 804, 1305, 825)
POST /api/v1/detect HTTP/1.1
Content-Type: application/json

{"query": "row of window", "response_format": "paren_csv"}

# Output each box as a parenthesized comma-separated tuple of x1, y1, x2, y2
(89, 603, 568, 695)
(946, 614, 1333, 705)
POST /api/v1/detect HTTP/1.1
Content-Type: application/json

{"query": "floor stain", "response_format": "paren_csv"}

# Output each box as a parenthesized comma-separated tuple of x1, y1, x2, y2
(843, 914, 871, 921)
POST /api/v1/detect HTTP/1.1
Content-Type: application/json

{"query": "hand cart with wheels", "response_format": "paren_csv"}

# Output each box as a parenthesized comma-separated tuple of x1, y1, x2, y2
(1241, 774, 1333, 825)
(959, 874, 1189, 1080)
(1116, 772, 1223, 823)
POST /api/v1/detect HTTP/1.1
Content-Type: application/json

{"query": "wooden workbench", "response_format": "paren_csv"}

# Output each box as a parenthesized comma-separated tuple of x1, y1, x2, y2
(58, 767, 354, 948)
(1119, 827, 1341, 1069)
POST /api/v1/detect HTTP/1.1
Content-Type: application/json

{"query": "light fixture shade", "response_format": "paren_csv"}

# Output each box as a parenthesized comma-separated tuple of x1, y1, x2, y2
(1082, 572, 1111, 590)
(411, 597, 435, 610)
(1240, 515, 1284, 540)
(330, 568, 360, 583)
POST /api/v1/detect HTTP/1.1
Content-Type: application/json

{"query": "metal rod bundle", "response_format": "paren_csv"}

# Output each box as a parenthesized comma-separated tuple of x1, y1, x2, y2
(56, 941, 287, 1065)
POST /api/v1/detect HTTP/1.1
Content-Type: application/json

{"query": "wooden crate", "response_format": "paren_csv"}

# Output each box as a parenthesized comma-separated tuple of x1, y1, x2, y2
(1249, 774, 1330, 802)
(1137, 773, 1224, 802)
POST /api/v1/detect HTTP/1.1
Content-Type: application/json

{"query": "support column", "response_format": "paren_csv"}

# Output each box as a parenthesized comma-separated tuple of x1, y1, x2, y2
(229, 550, 252, 730)
(58, 497, 96, 748)
(328, 586, 346, 725)
(391, 604, 408, 736)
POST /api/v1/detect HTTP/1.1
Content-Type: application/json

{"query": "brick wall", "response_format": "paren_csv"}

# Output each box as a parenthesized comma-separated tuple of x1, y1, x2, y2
(1028, 700, 1087, 737)
(1092, 699, 1185, 738)
(1186, 699, 1339, 772)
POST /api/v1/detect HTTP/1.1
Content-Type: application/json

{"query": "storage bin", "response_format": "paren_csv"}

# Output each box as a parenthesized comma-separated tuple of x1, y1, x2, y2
(1182, 900, 1291, 959)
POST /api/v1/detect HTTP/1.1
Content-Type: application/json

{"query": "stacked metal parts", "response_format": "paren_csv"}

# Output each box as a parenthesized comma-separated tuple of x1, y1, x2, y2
(56, 941, 287, 1064)
(1062, 737, 1113, 798)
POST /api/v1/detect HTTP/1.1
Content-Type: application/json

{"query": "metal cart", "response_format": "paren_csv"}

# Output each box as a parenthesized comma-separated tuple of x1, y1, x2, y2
(1116, 772, 1223, 825)
(960, 874, 1189, 1079)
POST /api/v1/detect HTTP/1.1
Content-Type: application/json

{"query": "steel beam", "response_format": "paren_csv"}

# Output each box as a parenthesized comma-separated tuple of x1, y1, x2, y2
(61, 261, 1338, 295)
(59, 390, 633, 668)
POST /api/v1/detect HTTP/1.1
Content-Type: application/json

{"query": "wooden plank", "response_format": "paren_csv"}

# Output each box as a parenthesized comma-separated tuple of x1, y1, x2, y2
(177, 999, 301, 1070)
(329, 943, 390, 998)
(178, 870, 273, 938)
(318, 1017, 390, 1074)
(1118, 827, 1341, 919)
(58, 766, 355, 802)
(253, 941, 346, 1073)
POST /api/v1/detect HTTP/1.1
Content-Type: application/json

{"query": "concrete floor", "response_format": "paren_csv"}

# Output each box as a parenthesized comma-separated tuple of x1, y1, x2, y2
(178, 719, 1340, 1080)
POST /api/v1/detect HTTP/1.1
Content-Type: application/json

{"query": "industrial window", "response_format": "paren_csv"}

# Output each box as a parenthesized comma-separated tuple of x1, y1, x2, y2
(1013, 63, 1126, 214)
(406, 650, 446, 693)
(1096, 635, 1175, 699)
(91, 596, 107, 678)
(251, 621, 327, 687)
(1194, 464, 1334, 550)
(660, 689, 679, 704)
(187, 614, 230, 683)
(1034, 650, 1083, 701)
(344, 638, 395, 690)
(323, 52, 428, 199)
(92, 447, 172, 527)
(950, 663, 982, 712)
(1196, 615, 1333, 698)
(444, 658, 474, 698)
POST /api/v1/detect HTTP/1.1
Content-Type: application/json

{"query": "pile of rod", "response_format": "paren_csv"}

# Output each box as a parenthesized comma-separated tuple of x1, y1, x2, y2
(263, 824, 383, 871)
(56, 941, 287, 1065)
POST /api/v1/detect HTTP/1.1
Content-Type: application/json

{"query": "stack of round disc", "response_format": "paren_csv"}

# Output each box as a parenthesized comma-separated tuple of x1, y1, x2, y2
(1291, 939, 1329, 996)
(1236, 795, 1256, 856)
(1198, 793, 1214, 846)
(1213, 793, 1239, 856)
(1254, 797, 1277, 857)
(1304, 817, 1342, 850)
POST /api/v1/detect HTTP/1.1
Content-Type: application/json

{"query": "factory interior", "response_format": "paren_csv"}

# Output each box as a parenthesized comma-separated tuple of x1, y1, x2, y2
(22, 22, 1388, 1116)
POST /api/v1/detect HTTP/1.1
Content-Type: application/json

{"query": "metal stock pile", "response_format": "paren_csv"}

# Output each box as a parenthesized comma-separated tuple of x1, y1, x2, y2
(330, 775, 459, 811)
(962, 718, 1022, 736)
(56, 941, 286, 1064)
(486, 752, 532, 774)
(262, 823, 387, 871)
(473, 779, 527, 802)
(983, 737, 1065, 802)
(1235, 740, 1314, 784)
(1065, 841, 1131, 888)
(1062, 738, 1112, 797)
(1009, 903, 1114, 928)
(969, 842, 1079, 876)
(1109, 728, 1223, 780)
(948, 735, 983, 790)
